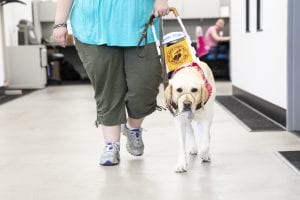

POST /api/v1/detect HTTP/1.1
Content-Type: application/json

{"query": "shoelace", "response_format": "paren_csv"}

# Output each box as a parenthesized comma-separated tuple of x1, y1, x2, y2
(129, 129, 143, 145)
(104, 143, 120, 152)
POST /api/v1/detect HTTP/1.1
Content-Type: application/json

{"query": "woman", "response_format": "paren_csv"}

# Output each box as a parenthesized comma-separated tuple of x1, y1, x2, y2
(204, 18, 230, 51)
(52, 0, 169, 166)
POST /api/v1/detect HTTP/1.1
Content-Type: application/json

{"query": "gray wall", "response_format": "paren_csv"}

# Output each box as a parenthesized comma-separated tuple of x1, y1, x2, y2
(41, 22, 54, 42)
(40, 18, 230, 43)
(163, 18, 230, 42)
(220, 0, 230, 7)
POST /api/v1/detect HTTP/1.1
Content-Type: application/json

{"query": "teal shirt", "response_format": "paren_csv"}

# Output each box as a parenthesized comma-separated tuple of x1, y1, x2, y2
(70, 0, 160, 46)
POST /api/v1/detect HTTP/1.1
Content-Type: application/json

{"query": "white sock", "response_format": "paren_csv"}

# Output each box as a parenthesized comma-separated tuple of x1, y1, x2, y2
(126, 123, 139, 130)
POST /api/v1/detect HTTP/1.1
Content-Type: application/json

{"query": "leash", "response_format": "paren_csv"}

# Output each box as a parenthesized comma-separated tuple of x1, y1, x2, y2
(136, 13, 179, 116)
(136, 15, 155, 58)
(157, 15, 175, 115)
(159, 17, 169, 90)
(136, 15, 171, 114)
(136, 15, 169, 88)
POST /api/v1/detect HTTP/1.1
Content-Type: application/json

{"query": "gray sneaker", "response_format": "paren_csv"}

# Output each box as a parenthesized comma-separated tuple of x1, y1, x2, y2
(122, 124, 144, 156)
(99, 143, 120, 166)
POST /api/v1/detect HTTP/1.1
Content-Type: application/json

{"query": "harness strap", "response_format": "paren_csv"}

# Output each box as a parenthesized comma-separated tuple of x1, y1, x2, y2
(136, 15, 175, 116)
(159, 18, 169, 89)
(137, 15, 155, 58)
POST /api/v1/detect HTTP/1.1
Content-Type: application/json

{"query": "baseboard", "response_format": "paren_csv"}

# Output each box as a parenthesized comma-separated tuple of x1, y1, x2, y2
(0, 86, 4, 95)
(232, 86, 286, 127)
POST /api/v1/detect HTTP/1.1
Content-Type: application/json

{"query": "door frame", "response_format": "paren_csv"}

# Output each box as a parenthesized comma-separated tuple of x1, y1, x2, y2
(287, 0, 300, 131)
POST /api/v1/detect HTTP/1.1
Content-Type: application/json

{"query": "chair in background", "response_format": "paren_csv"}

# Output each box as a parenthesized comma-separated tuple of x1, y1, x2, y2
(200, 41, 230, 80)
(195, 26, 207, 57)
(194, 26, 230, 79)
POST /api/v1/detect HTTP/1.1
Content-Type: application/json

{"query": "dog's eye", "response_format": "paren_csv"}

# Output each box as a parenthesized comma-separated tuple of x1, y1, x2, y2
(191, 88, 198, 93)
(176, 88, 183, 93)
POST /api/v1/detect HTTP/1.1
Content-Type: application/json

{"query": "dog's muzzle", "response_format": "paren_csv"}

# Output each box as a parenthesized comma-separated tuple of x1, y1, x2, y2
(183, 101, 192, 111)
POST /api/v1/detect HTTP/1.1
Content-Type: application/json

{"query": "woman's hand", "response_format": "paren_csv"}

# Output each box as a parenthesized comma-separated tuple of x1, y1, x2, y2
(52, 0, 74, 47)
(52, 27, 68, 47)
(153, 0, 169, 17)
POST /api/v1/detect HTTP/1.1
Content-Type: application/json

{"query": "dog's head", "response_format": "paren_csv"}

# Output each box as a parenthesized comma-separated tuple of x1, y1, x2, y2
(165, 67, 209, 114)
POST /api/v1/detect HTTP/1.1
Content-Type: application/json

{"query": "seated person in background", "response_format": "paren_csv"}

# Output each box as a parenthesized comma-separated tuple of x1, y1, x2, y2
(204, 18, 230, 52)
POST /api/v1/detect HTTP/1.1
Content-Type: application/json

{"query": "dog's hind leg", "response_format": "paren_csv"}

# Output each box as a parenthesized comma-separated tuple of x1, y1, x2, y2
(186, 123, 198, 155)
(196, 120, 211, 162)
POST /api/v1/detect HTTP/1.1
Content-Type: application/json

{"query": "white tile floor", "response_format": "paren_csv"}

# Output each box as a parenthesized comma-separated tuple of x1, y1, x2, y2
(0, 81, 300, 200)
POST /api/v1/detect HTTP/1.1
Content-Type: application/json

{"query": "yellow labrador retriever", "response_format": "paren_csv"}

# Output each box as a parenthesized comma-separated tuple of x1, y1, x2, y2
(165, 61, 215, 173)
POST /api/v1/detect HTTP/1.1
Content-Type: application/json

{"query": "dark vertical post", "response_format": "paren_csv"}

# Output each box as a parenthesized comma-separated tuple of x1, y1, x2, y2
(246, 0, 250, 32)
(257, 0, 263, 31)
(288, 0, 300, 131)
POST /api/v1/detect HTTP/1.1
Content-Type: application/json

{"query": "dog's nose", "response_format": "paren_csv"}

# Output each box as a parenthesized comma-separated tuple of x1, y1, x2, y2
(183, 102, 191, 111)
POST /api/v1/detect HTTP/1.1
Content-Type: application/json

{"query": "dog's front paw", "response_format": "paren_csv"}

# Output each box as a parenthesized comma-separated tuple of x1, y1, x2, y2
(174, 161, 188, 173)
(188, 146, 198, 155)
(200, 147, 211, 162)
(175, 155, 188, 173)
(199, 151, 211, 162)
(200, 145, 211, 162)
(200, 155, 211, 162)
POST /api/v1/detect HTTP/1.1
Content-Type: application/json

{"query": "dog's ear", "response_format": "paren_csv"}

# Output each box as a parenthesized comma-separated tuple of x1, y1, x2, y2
(164, 84, 173, 108)
(196, 85, 209, 110)
(201, 85, 209, 108)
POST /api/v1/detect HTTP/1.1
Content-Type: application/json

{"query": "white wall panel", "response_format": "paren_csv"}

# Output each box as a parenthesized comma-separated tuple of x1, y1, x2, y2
(231, 0, 288, 109)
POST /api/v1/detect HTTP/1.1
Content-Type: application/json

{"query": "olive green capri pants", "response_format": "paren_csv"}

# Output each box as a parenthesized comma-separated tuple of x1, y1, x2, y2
(75, 39, 162, 126)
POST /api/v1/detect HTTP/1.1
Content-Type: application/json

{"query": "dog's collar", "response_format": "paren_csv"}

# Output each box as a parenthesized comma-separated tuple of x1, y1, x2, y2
(170, 62, 213, 98)
(171, 62, 204, 78)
